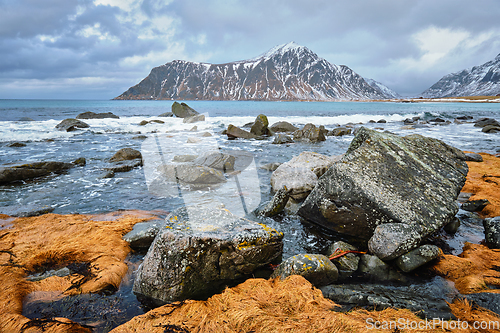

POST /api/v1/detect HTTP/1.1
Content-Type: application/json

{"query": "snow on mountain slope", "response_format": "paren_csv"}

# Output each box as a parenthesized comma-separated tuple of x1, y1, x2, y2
(116, 42, 394, 101)
(422, 53, 500, 98)
(365, 78, 400, 99)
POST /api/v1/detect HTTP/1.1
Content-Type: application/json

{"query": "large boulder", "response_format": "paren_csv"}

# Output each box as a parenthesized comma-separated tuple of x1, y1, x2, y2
(271, 152, 333, 200)
(298, 127, 468, 260)
(0, 161, 74, 184)
(171, 102, 199, 118)
(270, 121, 298, 133)
(226, 124, 257, 140)
(133, 206, 283, 304)
(250, 114, 271, 136)
(293, 123, 327, 142)
(55, 118, 90, 132)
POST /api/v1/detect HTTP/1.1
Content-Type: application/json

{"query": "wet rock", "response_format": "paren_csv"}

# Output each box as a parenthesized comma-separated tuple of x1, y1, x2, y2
(357, 254, 405, 282)
(260, 162, 281, 171)
(255, 186, 292, 217)
(171, 102, 199, 118)
(139, 120, 149, 126)
(226, 124, 257, 140)
(395, 245, 441, 272)
(0, 204, 55, 217)
(482, 125, 500, 133)
(320, 277, 456, 319)
(132, 135, 148, 140)
(8, 142, 26, 147)
(150, 119, 164, 124)
(461, 199, 489, 212)
(158, 112, 173, 117)
(328, 127, 352, 136)
(430, 117, 446, 123)
(76, 111, 119, 119)
(483, 216, 500, 249)
(72, 157, 86, 167)
(106, 160, 143, 174)
(464, 152, 483, 162)
(298, 127, 468, 260)
(293, 123, 326, 142)
(269, 121, 298, 133)
(26, 267, 71, 282)
(368, 223, 423, 261)
(377, 119, 387, 123)
(474, 117, 500, 128)
(55, 118, 90, 132)
(250, 114, 271, 136)
(444, 217, 460, 234)
(326, 241, 360, 280)
(109, 148, 142, 162)
(272, 134, 294, 144)
(457, 293, 500, 316)
(0, 161, 75, 185)
(183, 114, 205, 123)
(157, 164, 226, 186)
(271, 254, 338, 287)
(123, 220, 163, 249)
(193, 150, 235, 171)
(271, 152, 333, 201)
(133, 206, 283, 303)
(456, 115, 473, 121)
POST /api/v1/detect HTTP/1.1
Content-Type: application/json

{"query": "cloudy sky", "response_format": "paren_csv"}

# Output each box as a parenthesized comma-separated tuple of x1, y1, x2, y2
(1, 0, 499, 99)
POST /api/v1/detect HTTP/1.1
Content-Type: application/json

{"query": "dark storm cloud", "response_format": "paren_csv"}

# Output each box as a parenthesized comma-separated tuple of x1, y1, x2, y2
(0, 0, 499, 98)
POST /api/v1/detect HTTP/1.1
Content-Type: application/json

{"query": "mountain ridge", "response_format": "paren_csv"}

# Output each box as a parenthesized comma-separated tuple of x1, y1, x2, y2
(115, 42, 395, 101)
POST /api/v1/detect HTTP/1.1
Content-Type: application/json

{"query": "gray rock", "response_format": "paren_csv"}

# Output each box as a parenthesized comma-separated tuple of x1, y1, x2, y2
(298, 127, 468, 259)
(55, 118, 90, 132)
(474, 117, 500, 128)
(269, 121, 298, 133)
(272, 134, 294, 144)
(183, 114, 205, 123)
(443, 217, 460, 234)
(193, 151, 235, 171)
(158, 164, 226, 186)
(358, 254, 405, 282)
(226, 124, 257, 140)
(461, 199, 489, 212)
(293, 123, 326, 142)
(482, 125, 500, 133)
(158, 112, 174, 117)
(464, 152, 483, 162)
(321, 277, 457, 319)
(368, 223, 423, 261)
(171, 102, 199, 118)
(250, 114, 271, 136)
(255, 186, 292, 217)
(76, 111, 119, 119)
(123, 220, 163, 249)
(260, 162, 281, 171)
(395, 244, 441, 272)
(483, 217, 500, 249)
(133, 206, 283, 303)
(457, 293, 500, 316)
(172, 155, 198, 163)
(0, 204, 55, 217)
(26, 267, 71, 282)
(0, 161, 75, 185)
(109, 148, 142, 162)
(326, 241, 360, 280)
(271, 254, 338, 287)
(329, 127, 352, 136)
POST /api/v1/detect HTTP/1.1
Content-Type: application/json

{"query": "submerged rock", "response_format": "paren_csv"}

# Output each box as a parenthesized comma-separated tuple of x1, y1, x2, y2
(171, 102, 199, 118)
(0, 161, 75, 185)
(298, 127, 468, 260)
(133, 206, 283, 303)
(271, 254, 338, 287)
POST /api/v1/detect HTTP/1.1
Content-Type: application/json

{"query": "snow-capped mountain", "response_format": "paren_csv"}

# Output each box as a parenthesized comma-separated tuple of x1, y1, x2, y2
(422, 53, 500, 98)
(115, 42, 393, 101)
(365, 78, 400, 99)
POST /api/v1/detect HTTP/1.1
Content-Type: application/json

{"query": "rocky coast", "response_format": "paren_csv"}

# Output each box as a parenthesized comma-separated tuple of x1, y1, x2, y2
(1, 102, 500, 332)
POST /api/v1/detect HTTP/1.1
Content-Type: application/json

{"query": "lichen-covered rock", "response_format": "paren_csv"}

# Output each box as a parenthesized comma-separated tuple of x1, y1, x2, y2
(271, 152, 333, 200)
(109, 148, 142, 162)
(270, 254, 338, 287)
(0, 161, 74, 184)
(133, 206, 283, 303)
(484, 217, 500, 249)
(326, 241, 360, 280)
(298, 127, 468, 259)
(250, 114, 271, 136)
(293, 123, 326, 142)
(395, 245, 442, 272)
(171, 102, 199, 118)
